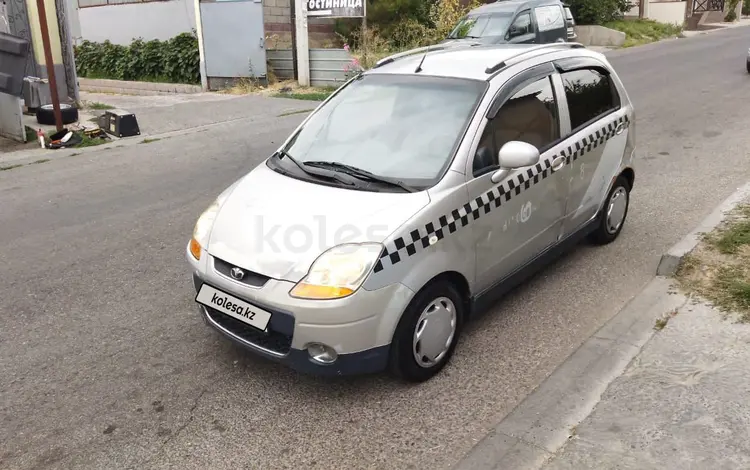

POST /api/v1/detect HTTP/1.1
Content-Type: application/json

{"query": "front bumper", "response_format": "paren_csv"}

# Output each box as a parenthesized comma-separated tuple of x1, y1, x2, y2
(187, 247, 415, 377)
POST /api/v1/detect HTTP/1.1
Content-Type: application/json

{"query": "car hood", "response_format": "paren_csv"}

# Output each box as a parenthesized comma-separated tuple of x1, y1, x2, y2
(206, 163, 431, 282)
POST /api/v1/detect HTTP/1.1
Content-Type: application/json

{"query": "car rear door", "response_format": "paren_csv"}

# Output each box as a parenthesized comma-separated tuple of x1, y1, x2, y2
(552, 56, 632, 236)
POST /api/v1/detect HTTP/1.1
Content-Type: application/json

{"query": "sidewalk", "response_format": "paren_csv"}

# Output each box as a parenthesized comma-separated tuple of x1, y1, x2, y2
(544, 186, 750, 470)
(0, 90, 317, 167)
(454, 183, 750, 470)
(542, 298, 750, 470)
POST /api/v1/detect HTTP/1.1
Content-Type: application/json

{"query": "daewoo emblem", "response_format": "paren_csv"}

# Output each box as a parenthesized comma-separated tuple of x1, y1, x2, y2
(230, 267, 245, 280)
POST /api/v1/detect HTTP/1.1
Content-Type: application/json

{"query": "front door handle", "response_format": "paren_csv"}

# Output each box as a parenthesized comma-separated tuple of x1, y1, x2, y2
(551, 156, 566, 172)
(615, 122, 625, 135)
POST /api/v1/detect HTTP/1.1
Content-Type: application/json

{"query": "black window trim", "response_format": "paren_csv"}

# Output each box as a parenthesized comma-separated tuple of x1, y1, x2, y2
(554, 57, 622, 136)
(473, 61, 563, 178)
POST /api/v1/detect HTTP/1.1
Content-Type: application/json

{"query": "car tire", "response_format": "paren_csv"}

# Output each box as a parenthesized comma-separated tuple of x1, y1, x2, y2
(36, 103, 79, 126)
(746, 60, 750, 73)
(588, 174, 631, 245)
(387, 280, 465, 383)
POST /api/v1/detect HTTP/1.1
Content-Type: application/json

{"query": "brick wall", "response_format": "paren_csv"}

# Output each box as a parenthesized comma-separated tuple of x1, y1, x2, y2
(263, 0, 341, 48)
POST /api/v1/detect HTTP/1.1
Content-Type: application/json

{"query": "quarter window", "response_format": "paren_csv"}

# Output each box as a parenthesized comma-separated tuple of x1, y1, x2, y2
(473, 76, 560, 176)
(560, 69, 620, 132)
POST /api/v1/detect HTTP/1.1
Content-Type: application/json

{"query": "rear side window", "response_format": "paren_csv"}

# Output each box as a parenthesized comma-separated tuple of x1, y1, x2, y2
(560, 69, 620, 132)
(534, 5, 565, 31)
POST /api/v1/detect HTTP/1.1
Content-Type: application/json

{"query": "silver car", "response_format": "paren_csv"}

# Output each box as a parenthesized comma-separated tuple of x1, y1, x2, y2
(186, 42, 636, 382)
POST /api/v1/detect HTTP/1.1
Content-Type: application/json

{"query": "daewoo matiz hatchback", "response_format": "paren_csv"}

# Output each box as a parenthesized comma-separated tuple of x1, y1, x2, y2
(186, 42, 636, 382)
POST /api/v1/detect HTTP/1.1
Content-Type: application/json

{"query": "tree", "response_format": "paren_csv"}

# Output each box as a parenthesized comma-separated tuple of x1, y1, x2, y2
(568, 0, 633, 25)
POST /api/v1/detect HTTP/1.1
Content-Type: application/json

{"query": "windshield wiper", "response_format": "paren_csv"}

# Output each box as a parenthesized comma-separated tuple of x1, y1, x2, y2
(303, 161, 418, 193)
(276, 150, 355, 187)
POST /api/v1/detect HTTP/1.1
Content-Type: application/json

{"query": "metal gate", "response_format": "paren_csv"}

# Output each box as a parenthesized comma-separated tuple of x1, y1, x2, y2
(693, 0, 725, 12)
(199, 0, 267, 83)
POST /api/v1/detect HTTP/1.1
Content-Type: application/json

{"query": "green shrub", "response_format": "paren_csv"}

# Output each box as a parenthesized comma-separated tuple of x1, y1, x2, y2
(568, 0, 633, 25)
(743, 0, 750, 16)
(74, 32, 200, 84)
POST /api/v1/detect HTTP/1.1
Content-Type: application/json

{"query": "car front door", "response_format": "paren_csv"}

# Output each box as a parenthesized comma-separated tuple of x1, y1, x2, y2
(466, 63, 571, 294)
(506, 9, 537, 44)
(553, 59, 629, 236)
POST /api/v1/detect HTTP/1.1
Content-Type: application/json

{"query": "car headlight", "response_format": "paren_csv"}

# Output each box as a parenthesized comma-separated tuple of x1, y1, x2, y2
(188, 180, 241, 260)
(289, 243, 383, 300)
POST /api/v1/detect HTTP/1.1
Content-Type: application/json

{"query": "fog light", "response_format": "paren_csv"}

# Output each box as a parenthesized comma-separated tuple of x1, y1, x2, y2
(307, 343, 338, 364)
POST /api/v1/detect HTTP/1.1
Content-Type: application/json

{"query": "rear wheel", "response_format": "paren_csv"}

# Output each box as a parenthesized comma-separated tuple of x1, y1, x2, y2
(588, 175, 630, 245)
(388, 280, 464, 383)
(746, 60, 750, 73)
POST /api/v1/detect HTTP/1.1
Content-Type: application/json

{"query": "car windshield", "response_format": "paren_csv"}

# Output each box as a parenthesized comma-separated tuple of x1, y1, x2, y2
(447, 12, 514, 39)
(276, 74, 486, 186)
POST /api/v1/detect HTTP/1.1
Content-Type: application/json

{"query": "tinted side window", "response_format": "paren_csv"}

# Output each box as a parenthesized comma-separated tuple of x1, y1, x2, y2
(560, 69, 620, 132)
(473, 76, 560, 176)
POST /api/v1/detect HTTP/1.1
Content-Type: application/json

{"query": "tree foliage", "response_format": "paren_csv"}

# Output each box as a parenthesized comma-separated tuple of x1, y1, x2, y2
(566, 0, 633, 25)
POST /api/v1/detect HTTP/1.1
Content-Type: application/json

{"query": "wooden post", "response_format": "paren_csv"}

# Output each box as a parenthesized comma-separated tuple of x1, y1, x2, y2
(35, 0, 63, 131)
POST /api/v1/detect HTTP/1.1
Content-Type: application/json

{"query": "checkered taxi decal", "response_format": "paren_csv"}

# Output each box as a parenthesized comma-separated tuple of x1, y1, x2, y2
(372, 115, 630, 274)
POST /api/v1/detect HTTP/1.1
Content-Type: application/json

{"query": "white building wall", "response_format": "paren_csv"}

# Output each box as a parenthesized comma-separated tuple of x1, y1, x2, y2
(75, 0, 196, 45)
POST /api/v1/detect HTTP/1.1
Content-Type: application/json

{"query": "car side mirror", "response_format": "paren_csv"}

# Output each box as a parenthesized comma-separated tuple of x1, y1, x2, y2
(490, 141, 540, 183)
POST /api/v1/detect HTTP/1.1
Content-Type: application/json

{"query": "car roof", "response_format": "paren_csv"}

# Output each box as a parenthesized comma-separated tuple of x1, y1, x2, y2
(468, 0, 563, 15)
(367, 43, 595, 82)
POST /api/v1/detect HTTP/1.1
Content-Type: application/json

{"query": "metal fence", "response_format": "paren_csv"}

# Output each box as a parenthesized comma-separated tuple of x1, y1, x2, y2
(267, 48, 353, 88)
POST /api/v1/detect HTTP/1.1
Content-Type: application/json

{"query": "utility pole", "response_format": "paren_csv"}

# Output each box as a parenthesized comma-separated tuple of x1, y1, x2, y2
(293, 0, 309, 86)
(639, 0, 646, 19)
(290, 0, 298, 80)
(35, 0, 63, 131)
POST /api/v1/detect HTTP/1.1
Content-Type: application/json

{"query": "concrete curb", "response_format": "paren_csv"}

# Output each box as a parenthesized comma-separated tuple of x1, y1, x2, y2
(655, 182, 750, 276)
(78, 78, 202, 95)
(452, 276, 688, 470)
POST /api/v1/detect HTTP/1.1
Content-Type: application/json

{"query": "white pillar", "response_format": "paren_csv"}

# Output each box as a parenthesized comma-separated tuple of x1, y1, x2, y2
(194, 0, 209, 91)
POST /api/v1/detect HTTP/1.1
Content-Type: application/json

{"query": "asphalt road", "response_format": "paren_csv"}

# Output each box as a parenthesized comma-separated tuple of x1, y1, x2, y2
(3, 27, 750, 470)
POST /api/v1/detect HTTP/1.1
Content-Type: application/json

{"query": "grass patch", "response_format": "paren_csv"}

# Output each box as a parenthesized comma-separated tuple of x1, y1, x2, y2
(31, 158, 50, 165)
(274, 91, 333, 101)
(76, 132, 110, 148)
(84, 101, 114, 110)
(140, 138, 161, 144)
(0, 163, 24, 171)
(604, 19, 683, 48)
(277, 108, 315, 117)
(675, 204, 750, 322)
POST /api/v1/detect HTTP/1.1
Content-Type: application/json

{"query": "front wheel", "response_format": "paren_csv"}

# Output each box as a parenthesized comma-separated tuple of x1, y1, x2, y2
(388, 280, 464, 383)
(588, 175, 631, 245)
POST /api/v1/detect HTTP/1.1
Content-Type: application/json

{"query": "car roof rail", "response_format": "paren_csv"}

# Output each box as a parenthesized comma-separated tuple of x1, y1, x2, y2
(372, 42, 482, 69)
(484, 42, 585, 75)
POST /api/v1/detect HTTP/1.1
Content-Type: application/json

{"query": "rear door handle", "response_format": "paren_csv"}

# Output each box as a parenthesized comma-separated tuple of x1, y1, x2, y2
(615, 122, 625, 135)
(551, 156, 566, 172)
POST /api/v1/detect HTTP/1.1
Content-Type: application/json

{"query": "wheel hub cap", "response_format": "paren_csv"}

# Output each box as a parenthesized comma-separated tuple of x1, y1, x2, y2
(606, 187, 628, 234)
(412, 297, 457, 368)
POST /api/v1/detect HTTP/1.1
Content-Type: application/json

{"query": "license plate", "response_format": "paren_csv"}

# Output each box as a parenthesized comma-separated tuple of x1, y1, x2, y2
(195, 284, 272, 332)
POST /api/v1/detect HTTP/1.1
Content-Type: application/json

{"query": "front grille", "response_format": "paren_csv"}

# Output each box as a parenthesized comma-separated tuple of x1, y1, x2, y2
(206, 307, 292, 355)
(212, 256, 270, 288)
